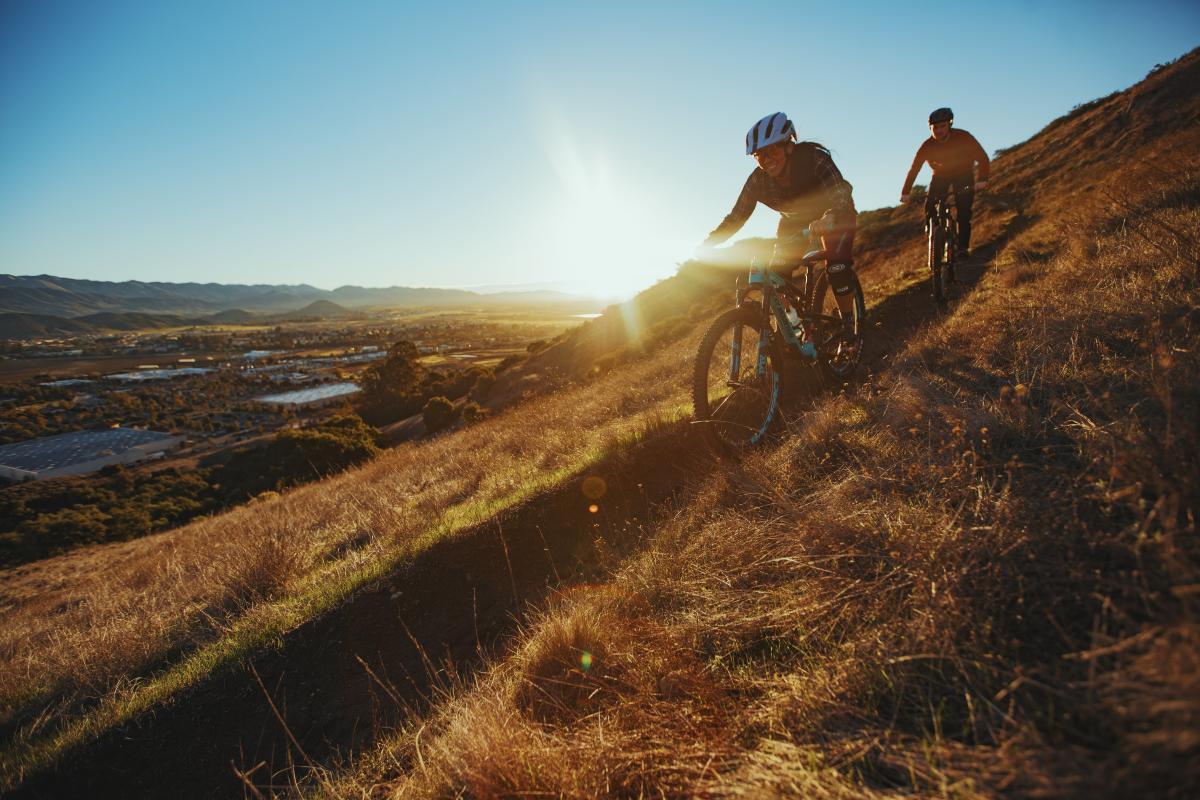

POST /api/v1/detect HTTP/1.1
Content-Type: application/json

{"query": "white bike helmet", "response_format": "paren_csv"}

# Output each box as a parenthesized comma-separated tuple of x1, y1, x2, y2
(745, 112, 795, 155)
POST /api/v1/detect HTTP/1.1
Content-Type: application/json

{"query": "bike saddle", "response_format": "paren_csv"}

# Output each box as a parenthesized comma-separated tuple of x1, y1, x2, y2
(801, 249, 854, 267)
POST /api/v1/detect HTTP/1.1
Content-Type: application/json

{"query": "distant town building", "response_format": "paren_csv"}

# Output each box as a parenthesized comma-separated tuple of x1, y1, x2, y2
(254, 382, 361, 409)
(268, 372, 314, 384)
(107, 367, 213, 382)
(40, 379, 96, 388)
(339, 351, 387, 364)
(0, 427, 183, 482)
(242, 364, 290, 375)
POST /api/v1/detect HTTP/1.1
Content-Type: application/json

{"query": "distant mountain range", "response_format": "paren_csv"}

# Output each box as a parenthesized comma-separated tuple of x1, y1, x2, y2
(0, 274, 596, 339)
(0, 303, 364, 339)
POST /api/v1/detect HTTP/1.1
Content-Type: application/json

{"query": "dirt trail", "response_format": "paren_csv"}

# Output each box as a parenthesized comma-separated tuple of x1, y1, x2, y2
(11, 245, 1005, 799)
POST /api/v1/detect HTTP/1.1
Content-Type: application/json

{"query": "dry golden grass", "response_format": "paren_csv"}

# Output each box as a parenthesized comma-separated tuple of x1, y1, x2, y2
(7, 49, 1198, 798)
(324, 140, 1199, 798)
(0, 327, 700, 783)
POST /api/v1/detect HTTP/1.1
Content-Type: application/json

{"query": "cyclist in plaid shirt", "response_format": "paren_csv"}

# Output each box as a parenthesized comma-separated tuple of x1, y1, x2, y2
(702, 112, 858, 314)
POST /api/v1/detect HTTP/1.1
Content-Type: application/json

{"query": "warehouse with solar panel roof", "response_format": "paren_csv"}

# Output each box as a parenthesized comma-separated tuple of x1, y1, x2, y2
(0, 427, 183, 482)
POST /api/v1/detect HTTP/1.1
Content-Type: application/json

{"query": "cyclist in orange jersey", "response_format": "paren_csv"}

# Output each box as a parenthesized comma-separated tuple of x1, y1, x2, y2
(901, 107, 990, 259)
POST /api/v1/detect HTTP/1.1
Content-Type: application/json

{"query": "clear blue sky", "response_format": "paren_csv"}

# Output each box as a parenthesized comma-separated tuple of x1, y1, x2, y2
(1, 1, 1196, 298)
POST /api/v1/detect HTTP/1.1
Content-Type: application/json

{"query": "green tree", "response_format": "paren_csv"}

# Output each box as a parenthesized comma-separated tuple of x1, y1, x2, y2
(358, 341, 427, 425)
(210, 414, 382, 501)
(422, 396, 458, 435)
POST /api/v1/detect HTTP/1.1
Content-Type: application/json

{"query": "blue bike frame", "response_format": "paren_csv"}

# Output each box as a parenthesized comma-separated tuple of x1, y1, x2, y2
(722, 257, 819, 445)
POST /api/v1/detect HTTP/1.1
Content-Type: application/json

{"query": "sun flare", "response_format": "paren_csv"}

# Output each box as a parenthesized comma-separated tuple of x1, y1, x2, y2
(539, 127, 683, 299)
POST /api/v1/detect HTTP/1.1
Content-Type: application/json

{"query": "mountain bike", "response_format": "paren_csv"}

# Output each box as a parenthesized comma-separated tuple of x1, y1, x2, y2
(926, 193, 958, 306)
(692, 236, 866, 455)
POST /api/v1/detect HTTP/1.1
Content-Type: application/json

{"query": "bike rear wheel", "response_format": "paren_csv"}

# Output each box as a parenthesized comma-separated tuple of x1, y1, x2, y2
(692, 303, 782, 455)
(812, 271, 866, 383)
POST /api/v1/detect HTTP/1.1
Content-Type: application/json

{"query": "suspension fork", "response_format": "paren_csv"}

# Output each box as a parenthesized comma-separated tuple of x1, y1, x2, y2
(756, 288, 773, 378)
(728, 276, 749, 382)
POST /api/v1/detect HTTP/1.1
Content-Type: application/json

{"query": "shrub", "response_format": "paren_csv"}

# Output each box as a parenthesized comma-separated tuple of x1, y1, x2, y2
(496, 354, 525, 372)
(422, 396, 458, 434)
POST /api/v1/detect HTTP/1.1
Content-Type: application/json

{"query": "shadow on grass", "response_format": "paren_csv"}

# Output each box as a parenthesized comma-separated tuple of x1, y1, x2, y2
(10, 424, 711, 800)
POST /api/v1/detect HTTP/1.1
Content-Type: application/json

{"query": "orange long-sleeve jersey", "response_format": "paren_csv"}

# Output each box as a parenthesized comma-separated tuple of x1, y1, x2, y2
(901, 128, 990, 195)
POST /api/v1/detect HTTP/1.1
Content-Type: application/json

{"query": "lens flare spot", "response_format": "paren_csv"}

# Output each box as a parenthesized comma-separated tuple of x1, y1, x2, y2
(580, 651, 593, 672)
(588, 504, 599, 513)
(582, 475, 607, 500)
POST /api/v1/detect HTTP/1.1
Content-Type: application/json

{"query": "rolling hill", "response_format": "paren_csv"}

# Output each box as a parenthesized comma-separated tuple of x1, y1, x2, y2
(269, 299, 363, 321)
(0, 313, 97, 339)
(0, 274, 596, 324)
(2, 48, 1197, 799)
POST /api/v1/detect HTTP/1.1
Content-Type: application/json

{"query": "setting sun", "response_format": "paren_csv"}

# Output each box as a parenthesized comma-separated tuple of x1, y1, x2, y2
(538, 125, 683, 299)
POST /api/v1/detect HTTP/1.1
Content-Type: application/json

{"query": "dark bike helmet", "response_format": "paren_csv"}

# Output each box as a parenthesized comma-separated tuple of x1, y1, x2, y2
(928, 107, 954, 124)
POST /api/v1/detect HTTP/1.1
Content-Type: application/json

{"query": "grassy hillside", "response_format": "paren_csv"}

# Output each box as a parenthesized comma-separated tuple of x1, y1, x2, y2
(0, 325, 702, 791)
(316, 53, 1199, 797)
(2, 49, 1196, 798)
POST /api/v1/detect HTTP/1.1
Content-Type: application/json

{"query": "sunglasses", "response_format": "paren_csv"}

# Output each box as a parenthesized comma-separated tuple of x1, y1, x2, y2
(752, 142, 787, 160)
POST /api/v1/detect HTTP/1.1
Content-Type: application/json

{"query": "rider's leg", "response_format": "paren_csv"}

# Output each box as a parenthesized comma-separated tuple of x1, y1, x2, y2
(925, 174, 950, 225)
(951, 174, 975, 256)
(820, 226, 857, 316)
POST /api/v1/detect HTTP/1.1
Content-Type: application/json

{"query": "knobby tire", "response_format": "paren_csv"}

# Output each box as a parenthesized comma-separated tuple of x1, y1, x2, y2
(692, 303, 782, 457)
(929, 217, 949, 306)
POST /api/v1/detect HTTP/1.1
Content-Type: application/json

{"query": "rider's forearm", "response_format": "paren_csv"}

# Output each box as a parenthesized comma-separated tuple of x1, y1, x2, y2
(975, 156, 990, 182)
(901, 163, 923, 196)
(705, 214, 743, 246)
(812, 152, 856, 220)
(901, 145, 928, 195)
(707, 183, 756, 244)
(966, 132, 990, 180)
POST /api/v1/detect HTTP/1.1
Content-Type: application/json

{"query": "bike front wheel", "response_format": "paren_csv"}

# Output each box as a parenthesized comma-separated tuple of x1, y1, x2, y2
(929, 219, 950, 305)
(692, 303, 782, 455)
